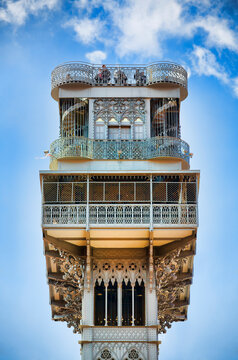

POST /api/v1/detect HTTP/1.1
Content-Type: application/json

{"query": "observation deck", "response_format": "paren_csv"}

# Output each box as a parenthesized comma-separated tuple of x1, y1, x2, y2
(50, 136, 190, 166)
(51, 61, 188, 101)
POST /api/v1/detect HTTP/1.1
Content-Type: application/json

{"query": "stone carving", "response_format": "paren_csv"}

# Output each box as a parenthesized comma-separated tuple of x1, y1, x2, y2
(93, 259, 146, 286)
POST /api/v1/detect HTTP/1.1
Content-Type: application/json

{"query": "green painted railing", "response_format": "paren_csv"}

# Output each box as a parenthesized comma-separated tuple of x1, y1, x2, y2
(50, 136, 190, 164)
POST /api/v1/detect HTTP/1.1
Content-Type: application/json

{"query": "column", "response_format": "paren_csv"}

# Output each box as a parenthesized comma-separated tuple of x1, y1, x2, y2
(150, 175, 153, 230)
(117, 283, 122, 326)
(132, 284, 135, 326)
(86, 175, 89, 230)
(105, 284, 108, 326)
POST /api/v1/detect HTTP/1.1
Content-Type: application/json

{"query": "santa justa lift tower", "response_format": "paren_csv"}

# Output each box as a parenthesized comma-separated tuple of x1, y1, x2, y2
(40, 61, 199, 360)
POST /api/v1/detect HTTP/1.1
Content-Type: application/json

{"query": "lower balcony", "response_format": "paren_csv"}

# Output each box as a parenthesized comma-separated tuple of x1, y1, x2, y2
(50, 136, 190, 164)
(42, 203, 198, 228)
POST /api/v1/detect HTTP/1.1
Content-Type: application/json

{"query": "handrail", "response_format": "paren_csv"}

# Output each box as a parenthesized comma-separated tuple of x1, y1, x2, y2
(51, 61, 187, 97)
(50, 136, 190, 164)
(42, 203, 197, 227)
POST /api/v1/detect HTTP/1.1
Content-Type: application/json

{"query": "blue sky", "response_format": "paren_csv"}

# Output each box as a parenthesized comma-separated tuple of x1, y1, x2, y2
(0, 0, 238, 359)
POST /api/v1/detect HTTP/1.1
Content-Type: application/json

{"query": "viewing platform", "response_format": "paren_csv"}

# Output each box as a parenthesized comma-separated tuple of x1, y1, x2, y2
(51, 61, 188, 100)
(50, 136, 190, 165)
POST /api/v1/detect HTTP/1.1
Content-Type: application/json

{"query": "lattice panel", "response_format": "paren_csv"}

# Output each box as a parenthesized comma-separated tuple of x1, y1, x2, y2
(50, 136, 190, 163)
(51, 62, 187, 90)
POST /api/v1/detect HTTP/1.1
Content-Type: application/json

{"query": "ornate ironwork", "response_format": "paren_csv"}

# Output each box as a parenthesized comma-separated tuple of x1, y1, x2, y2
(93, 98, 146, 124)
(51, 62, 187, 92)
(42, 204, 197, 227)
(50, 247, 85, 333)
(93, 259, 146, 286)
(50, 136, 190, 163)
(154, 248, 191, 334)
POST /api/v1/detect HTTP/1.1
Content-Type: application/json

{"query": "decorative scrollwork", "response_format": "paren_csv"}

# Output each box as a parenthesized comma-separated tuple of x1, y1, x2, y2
(94, 98, 146, 124)
(50, 245, 85, 333)
(155, 248, 190, 334)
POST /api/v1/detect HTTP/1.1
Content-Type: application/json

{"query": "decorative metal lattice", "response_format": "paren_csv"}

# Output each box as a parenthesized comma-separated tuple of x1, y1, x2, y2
(97, 349, 114, 360)
(42, 204, 197, 226)
(93, 259, 146, 286)
(51, 62, 187, 91)
(94, 98, 145, 123)
(49, 136, 190, 163)
(124, 349, 143, 360)
(43, 180, 196, 204)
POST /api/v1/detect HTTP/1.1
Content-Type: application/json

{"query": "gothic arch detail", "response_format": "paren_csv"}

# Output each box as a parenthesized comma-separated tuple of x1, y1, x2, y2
(123, 348, 144, 360)
(96, 348, 117, 360)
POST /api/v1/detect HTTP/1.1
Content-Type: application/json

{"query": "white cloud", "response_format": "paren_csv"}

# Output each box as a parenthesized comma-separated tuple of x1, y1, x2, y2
(86, 50, 106, 63)
(232, 77, 238, 98)
(108, 0, 190, 57)
(0, 0, 59, 26)
(191, 46, 229, 83)
(65, 17, 103, 44)
(196, 16, 238, 53)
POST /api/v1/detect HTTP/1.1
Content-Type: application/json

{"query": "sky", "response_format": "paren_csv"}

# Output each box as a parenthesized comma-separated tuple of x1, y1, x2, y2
(0, 0, 238, 359)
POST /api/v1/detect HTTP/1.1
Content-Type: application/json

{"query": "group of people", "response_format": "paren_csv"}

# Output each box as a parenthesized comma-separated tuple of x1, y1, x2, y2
(94, 65, 147, 85)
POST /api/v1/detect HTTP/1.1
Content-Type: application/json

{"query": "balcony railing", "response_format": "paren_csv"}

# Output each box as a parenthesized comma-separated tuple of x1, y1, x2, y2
(42, 204, 198, 227)
(51, 61, 187, 97)
(50, 137, 190, 164)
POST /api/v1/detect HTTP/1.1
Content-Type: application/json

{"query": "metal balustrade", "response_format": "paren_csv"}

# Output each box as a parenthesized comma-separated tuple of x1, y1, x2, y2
(42, 204, 198, 227)
(51, 62, 187, 93)
(50, 136, 190, 164)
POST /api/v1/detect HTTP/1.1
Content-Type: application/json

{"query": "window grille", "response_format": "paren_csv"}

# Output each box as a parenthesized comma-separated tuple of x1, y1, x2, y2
(60, 98, 88, 138)
(151, 98, 180, 138)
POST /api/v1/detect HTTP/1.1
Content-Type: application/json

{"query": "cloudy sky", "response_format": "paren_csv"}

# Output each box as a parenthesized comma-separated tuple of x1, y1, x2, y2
(0, 0, 238, 359)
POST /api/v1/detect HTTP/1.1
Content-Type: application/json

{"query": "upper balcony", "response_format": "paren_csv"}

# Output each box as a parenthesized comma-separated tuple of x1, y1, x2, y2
(51, 62, 188, 101)
(50, 136, 190, 166)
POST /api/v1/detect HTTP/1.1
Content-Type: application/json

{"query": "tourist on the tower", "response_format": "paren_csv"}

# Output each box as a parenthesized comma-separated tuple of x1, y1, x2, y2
(114, 69, 127, 85)
(95, 65, 111, 84)
(134, 69, 146, 85)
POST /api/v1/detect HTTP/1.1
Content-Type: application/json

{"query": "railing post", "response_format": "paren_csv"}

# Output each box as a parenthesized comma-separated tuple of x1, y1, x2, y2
(150, 175, 153, 230)
(86, 175, 89, 230)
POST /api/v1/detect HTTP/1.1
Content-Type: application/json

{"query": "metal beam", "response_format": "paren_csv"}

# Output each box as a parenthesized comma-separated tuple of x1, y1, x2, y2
(43, 232, 86, 257)
(156, 232, 196, 257)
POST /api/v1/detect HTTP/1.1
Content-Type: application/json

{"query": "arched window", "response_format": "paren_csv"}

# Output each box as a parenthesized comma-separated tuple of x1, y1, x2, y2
(94, 280, 105, 325)
(107, 280, 118, 326)
(108, 118, 119, 139)
(121, 118, 131, 140)
(134, 280, 145, 325)
(95, 118, 105, 139)
(134, 118, 144, 140)
(122, 280, 132, 326)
